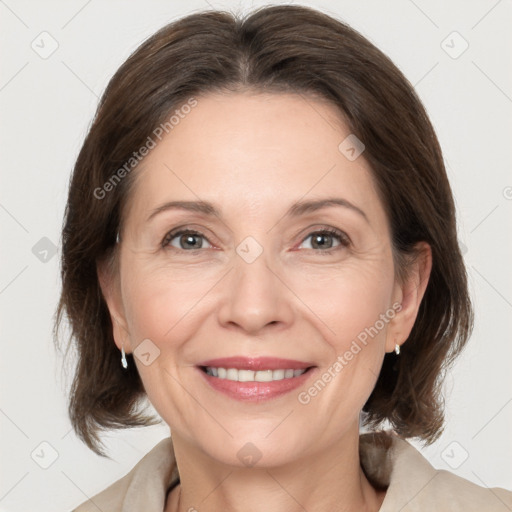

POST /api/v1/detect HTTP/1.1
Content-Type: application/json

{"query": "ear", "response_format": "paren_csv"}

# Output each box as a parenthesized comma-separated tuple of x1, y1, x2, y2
(386, 242, 432, 353)
(97, 254, 131, 354)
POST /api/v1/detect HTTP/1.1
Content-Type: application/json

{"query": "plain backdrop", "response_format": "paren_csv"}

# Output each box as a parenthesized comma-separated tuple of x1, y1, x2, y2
(0, 1, 511, 511)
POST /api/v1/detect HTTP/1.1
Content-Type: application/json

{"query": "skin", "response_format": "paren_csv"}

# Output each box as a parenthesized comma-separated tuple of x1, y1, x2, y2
(99, 91, 431, 512)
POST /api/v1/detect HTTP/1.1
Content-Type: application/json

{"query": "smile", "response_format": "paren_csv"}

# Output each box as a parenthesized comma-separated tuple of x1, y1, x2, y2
(202, 366, 308, 381)
(195, 356, 317, 401)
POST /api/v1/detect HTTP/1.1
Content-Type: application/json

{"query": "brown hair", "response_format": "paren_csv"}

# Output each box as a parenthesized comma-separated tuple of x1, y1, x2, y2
(55, 4, 473, 456)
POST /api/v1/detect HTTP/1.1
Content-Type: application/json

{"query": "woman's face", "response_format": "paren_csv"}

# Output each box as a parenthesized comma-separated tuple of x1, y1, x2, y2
(102, 91, 422, 467)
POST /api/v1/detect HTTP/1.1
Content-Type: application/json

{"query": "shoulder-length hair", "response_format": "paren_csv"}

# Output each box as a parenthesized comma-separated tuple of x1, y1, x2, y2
(55, 5, 473, 456)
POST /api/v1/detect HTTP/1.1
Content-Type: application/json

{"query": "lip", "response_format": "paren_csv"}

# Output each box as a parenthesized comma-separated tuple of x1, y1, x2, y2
(197, 356, 314, 371)
(196, 357, 317, 402)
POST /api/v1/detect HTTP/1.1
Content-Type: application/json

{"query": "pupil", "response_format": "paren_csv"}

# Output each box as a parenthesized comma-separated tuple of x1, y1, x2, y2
(313, 233, 332, 249)
(182, 234, 201, 249)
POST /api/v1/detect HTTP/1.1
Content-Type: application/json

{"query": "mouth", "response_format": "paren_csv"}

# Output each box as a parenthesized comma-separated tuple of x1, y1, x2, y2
(196, 356, 317, 401)
(199, 366, 313, 382)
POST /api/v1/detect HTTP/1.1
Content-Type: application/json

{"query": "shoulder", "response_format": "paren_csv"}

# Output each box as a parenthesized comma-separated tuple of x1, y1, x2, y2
(360, 431, 512, 512)
(416, 467, 512, 511)
(72, 437, 177, 512)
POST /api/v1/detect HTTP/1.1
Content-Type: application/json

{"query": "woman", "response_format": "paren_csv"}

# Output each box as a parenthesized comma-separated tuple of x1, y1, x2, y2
(56, 5, 512, 511)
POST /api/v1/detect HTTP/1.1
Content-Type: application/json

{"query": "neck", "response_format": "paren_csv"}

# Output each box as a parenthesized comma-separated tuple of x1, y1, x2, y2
(165, 425, 385, 512)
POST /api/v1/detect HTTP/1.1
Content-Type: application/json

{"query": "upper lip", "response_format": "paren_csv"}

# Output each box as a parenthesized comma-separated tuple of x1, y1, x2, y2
(197, 356, 315, 371)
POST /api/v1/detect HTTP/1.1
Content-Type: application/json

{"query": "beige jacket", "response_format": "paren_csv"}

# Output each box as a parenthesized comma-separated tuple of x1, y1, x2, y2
(73, 430, 512, 511)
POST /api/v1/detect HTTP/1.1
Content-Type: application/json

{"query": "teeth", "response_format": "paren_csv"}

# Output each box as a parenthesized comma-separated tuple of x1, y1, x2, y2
(204, 366, 307, 381)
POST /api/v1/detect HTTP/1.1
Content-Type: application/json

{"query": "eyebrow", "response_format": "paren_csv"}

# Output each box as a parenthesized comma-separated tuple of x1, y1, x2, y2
(147, 197, 369, 223)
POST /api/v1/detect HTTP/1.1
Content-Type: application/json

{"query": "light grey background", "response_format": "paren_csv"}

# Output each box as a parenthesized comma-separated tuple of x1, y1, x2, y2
(1, 1, 511, 511)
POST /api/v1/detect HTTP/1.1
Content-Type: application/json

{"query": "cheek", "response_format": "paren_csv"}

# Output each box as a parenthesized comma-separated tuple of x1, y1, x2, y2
(122, 255, 395, 342)
(120, 259, 219, 345)
(288, 260, 395, 410)
(290, 260, 395, 346)
(291, 268, 394, 416)
(121, 244, 395, 356)
(119, 264, 212, 417)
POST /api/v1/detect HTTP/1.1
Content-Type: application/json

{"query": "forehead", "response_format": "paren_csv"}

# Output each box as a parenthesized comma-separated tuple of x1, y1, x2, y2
(125, 91, 385, 227)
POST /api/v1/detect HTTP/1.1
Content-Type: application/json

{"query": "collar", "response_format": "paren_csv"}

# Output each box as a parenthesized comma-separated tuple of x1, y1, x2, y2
(75, 430, 512, 511)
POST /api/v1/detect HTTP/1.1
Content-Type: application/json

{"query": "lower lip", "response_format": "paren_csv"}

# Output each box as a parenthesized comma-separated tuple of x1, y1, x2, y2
(197, 367, 317, 401)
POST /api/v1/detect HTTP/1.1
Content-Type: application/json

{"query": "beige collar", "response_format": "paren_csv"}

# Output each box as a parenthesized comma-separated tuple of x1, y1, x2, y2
(74, 430, 512, 511)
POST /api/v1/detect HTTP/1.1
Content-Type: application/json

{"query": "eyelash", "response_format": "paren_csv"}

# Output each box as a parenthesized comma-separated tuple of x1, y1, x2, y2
(161, 226, 351, 255)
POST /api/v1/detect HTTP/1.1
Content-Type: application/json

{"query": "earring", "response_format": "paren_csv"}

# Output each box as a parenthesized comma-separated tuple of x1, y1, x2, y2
(394, 343, 401, 355)
(121, 345, 128, 369)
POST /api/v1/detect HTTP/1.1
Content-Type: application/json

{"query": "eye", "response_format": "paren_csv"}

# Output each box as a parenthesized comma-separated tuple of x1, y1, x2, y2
(161, 226, 350, 254)
(298, 227, 350, 253)
(162, 228, 213, 251)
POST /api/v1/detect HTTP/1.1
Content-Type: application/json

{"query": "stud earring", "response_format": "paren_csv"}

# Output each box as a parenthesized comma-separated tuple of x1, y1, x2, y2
(121, 345, 128, 369)
(394, 343, 401, 355)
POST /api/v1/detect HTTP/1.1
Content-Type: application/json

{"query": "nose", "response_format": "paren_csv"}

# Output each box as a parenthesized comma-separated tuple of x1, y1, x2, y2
(217, 247, 294, 335)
